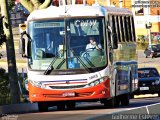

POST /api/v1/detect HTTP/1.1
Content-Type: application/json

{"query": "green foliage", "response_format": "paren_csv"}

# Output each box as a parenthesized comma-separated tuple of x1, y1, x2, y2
(0, 68, 11, 105)
(0, 68, 9, 96)
(0, 17, 3, 34)
(0, 17, 6, 47)
(137, 35, 146, 43)
(137, 41, 149, 50)
(8, 0, 15, 11)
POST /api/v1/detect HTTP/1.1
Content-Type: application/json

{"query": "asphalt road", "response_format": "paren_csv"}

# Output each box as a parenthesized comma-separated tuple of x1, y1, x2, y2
(5, 95, 159, 120)
(138, 50, 160, 70)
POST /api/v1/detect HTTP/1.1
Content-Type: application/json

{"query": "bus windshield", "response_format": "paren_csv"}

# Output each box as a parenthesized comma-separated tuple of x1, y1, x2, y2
(28, 17, 107, 71)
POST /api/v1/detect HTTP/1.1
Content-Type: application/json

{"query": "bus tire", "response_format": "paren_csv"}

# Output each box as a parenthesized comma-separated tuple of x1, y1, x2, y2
(121, 94, 129, 106)
(104, 97, 119, 108)
(38, 102, 48, 112)
(130, 93, 134, 99)
(57, 104, 65, 111)
(66, 102, 76, 110)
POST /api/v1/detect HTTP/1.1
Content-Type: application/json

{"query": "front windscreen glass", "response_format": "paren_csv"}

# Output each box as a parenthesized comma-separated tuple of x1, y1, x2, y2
(28, 17, 107, 72)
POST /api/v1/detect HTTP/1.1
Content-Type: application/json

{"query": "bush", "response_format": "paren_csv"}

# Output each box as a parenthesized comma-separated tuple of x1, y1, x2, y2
(137, 41, 149, 50)
(0, 68, 11, 105)
(137, 35, 146, 43)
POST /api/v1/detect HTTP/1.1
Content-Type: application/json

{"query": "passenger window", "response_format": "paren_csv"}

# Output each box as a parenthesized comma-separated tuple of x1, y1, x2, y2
(124, 16, 129, 42)
(131, 17, 136, 41)
(115, 16, 121, 42)
(127, 16, 132, 41)
(120, 16, 125, 42)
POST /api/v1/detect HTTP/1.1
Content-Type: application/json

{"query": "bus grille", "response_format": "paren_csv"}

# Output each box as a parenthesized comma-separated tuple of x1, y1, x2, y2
(49, 85, 86, 89)
(43, 92, 93, 98)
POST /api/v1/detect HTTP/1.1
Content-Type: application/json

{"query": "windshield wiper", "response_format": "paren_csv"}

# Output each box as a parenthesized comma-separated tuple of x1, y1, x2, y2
(76, 56, 91, 73)
(56, 59, 66, 69)
(44, 57, 58, 75)
(83, 57, 95, 68)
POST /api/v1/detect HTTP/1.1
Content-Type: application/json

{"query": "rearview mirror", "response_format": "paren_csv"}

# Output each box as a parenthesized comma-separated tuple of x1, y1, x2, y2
(111, 33, 118, 49)
(19, 31, 31, 57)
(19, 37, 26, 57)
(107, 25, 118, 49)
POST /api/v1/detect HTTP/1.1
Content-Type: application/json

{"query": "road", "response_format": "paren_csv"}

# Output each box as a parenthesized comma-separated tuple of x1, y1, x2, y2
(138, 50, 160, 71)
(9, 95, 159, 120)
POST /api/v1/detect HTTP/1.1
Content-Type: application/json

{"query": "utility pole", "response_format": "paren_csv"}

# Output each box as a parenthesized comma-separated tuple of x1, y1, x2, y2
(146, 3, 152, 46)
(119, 0, 123, 8)
(0, 0, 20, 103)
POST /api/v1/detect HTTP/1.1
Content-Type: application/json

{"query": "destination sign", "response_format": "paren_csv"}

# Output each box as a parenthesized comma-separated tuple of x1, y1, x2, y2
(34, 22, 64, 28)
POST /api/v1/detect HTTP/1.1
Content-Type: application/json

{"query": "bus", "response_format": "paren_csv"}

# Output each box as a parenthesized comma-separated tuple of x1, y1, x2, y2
(20, 2, 138, 112)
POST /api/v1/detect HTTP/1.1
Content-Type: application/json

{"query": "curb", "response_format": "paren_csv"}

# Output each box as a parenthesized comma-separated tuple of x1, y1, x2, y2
(0, 103, 38, 115)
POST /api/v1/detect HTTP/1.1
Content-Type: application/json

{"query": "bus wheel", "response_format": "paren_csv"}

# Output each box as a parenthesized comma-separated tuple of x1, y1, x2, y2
(57, 104, 65, 111)
(66, 102, 76, 110)
(121, 94, 130, 106)
(38, 102, 48, 112)
(130, 94, 134, 99)
(104, 97, 119, 108)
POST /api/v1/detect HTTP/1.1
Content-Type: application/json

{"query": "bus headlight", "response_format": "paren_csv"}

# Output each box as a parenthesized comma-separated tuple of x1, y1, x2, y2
(88, 78, 105, 87)
(30, 80, 46, 89)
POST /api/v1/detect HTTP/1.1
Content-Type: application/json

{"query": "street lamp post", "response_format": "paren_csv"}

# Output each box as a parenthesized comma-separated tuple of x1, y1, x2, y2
(119, 0, 123, 8)
(145, 21, 152, 45)
(146, 3, 152, 46)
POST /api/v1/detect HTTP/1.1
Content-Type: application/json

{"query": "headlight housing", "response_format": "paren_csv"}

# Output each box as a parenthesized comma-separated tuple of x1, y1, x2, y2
(30, 80, 46, 89)
(154, 79, 160, 85)
(88, 78, 106, 87)
(152, 79, 160, 85)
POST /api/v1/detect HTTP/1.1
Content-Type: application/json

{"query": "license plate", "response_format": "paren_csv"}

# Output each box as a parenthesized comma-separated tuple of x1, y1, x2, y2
(140, 87, 149, 90)
(62, 92, 75, 97)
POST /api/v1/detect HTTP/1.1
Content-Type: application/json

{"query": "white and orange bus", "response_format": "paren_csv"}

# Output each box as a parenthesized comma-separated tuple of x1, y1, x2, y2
(20, 2, 138, 112)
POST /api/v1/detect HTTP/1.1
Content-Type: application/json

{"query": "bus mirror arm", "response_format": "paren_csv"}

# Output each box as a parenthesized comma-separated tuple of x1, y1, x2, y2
(111, 33, 118, 49)
(107, 25, 118, 49)
(19, 36, 26, 57)
(19, 31, 31, 58)
(107, 26, 112, 33)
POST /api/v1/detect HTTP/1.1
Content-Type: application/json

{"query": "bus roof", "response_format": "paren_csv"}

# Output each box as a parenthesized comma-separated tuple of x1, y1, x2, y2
(27, 5, 133, 21)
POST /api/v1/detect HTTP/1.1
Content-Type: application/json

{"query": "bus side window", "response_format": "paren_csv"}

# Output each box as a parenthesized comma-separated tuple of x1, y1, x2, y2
(118, 16, 122, 42)
(131, 17, 136, 41)
(120, 16, 125, 42)
(108, 15, 112, 43)
(122, 16, 126, 42)
(124, 16, 129, 42)
(111, 16, 116, 35)
(127, 16, 132, 42)
(115, 16, 121, 43)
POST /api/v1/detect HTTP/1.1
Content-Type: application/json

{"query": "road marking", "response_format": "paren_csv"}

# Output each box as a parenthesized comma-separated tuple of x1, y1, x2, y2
(146, 106, 150, 114)
(126, 102, 160, 111)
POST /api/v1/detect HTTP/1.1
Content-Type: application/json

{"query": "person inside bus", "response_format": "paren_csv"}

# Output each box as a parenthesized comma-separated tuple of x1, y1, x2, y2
(86, 37, 102, 51)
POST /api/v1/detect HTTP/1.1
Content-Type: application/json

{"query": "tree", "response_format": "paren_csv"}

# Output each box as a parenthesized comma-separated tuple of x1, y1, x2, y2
(8, 0, 15, 10)
(19, 0, 100, 13)
(0, 0, 20, 103)
(0, 68, 10, 105)
(20, 0, 52, 13)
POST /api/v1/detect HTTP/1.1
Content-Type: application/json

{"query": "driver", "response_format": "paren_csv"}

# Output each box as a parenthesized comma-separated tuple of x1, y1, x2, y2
(86, 37, 102, 51)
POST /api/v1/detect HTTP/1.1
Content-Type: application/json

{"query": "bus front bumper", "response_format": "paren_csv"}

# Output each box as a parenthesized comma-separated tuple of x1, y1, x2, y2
(28, 79, 111, 102)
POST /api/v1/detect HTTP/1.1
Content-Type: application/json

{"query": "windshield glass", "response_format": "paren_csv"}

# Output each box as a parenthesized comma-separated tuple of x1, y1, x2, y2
(28, 17, 107, 72)
(138, 69, 159, 78)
